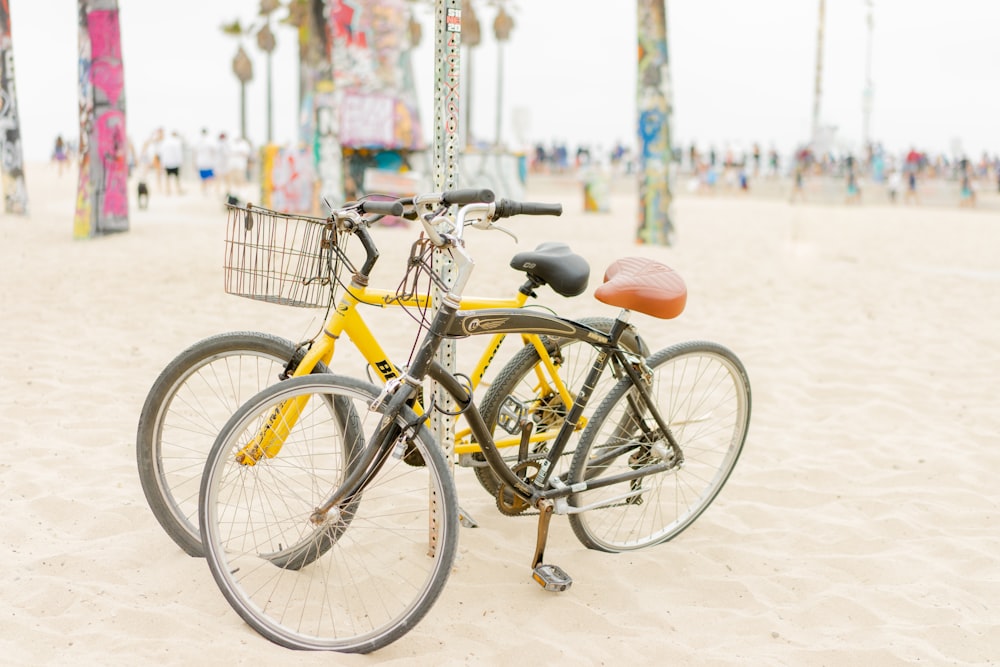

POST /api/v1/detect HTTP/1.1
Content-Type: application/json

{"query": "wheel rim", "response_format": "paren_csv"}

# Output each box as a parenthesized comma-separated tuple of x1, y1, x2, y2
(201, 380, 455, 651)
(153, 350, 289, 543)
(572, 346, 749, 551)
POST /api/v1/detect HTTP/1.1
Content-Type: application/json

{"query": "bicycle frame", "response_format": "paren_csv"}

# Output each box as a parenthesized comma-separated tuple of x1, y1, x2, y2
(327, 196, 672, 504)
(311, 303, 678, 520)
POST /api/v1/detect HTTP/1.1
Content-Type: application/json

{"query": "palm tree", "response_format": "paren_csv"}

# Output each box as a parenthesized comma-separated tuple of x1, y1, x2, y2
(221, 20, 254, 142)
(256, 0, 281, 144)
(491, 2, 514, 147)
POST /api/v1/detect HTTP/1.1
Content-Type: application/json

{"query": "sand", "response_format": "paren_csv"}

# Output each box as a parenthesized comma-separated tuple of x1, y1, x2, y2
(1, 163, 998, 665)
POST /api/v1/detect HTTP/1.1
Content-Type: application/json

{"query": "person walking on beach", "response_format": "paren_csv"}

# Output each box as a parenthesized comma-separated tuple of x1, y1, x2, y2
(845, 168, 861, 204)
(51, 135, 69, 176)
(903, 167, 919, 205)
(160, 130, 184, 196)
(902, 147, 922, 205)
(224, 134, 252, 191)
(789, 163, 806, 203)
(138, 128, 164, 191)
(887, 169, 901, 203)
(959, 163, 976, 208)
(193, 128, 219, 195)
(844, 155, 861, 205)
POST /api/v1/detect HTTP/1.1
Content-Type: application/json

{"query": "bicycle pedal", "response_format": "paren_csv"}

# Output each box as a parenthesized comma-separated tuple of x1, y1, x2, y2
(532, 563, 572, 592)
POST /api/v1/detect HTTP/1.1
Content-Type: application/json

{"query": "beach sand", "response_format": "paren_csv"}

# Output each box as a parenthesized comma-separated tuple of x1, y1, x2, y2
(1, 163, 998, 665)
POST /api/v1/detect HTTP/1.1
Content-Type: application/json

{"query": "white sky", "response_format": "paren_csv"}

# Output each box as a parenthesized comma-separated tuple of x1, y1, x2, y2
(9, 0, 1000, 162)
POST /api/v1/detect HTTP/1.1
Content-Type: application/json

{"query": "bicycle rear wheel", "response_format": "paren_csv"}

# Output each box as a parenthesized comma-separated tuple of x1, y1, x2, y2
(199, 374, 458, 653)
(476, 317, 647, 499)
(568, 341, 750, 552)
(137, 332, 326, 556)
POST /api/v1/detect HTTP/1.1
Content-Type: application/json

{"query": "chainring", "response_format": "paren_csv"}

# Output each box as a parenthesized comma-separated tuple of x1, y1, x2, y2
(496, 460, 541, 516)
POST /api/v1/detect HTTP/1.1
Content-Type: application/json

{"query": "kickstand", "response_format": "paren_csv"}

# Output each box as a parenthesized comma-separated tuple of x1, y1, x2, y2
(530, 499, 572, 591)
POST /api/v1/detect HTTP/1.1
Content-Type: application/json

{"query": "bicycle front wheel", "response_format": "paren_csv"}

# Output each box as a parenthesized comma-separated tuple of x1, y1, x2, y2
(199, 374, 459, 653)
(136, 332, 326, 556)
(568, 341, 750, 552)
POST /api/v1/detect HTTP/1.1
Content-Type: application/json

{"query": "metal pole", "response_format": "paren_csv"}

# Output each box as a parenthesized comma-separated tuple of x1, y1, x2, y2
(433, 1, 460, 192)
(812, 0, 826, 145)
(431, 0, 461, 508)
(240, 81, 247, 140)
(267, 48, 274, 144)
(862, 0, 874, 150)
(494, 41, 503, 146)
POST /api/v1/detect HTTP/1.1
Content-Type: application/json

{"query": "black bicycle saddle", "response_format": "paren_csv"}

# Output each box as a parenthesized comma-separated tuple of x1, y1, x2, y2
(509, 242, 590, 297)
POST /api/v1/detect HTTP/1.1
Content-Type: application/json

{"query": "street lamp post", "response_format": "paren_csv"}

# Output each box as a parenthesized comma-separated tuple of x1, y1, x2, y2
(256, 20, 276, 144)
(862, 0, 874, 151)
(812, 0, 826, 145)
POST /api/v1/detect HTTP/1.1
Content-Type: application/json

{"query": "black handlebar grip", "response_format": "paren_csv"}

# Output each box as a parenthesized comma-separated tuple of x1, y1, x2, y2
(394, 197, 419, 220)
(493, 199, 563, 219)
(441, 188, 496, 206)
(360, 199, 404, 217)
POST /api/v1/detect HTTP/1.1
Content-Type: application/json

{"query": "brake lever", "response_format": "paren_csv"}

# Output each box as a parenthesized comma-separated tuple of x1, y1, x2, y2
(468, 207, 518, 242)
(472, 219, 520, 243)
(487, 221, 518, 242)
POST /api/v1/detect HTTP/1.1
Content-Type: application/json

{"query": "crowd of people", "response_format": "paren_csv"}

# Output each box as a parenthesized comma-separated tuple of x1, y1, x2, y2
(50, 127, 254, 210)
(529, 140, 634, 175)
(525, 136, 999, 209)
(784, 143, 998, 208)
(50, 127, 997, 211)
(134, 128, 254, 204)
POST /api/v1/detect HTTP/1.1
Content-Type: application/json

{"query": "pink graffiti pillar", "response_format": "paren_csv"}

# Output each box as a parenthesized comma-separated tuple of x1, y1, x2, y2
(74, 1, 128, 238)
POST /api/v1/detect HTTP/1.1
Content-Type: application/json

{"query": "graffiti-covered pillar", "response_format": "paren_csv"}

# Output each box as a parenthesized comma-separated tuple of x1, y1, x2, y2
(636, 0, 674, 246)
(291, 0, 344, 211)
(0, 0, 27, 215)
(74, 0, 128, 238)
(315, 0, 344, 208)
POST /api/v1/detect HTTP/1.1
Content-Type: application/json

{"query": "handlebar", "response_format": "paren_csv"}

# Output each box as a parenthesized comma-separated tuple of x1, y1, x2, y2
(441, 188, 496, 206)
(411, 188, 496, 211)
(330, 189, 561, 251)
(492, 199, 562, 219)
(318, 189, 562, 296)
(357, 199, 404, 217)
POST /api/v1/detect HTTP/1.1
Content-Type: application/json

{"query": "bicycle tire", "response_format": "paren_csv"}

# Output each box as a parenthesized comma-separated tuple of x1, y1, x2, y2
(567, 341, 751, 552)
(136, 331, 329, 556)
(476, 316, 647, 498)
(199, 374, 459, 653)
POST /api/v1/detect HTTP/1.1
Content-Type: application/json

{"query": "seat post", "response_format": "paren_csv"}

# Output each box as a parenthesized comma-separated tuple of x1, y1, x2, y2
(518, 276, 543, 298)
(606, 309, 632, 346)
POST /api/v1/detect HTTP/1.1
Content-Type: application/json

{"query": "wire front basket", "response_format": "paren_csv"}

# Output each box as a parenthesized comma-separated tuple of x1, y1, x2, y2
(223, 203, 340, 308)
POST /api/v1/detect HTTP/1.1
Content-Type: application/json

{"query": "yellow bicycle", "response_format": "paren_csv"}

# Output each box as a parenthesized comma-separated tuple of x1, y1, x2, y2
(136, 189, 646, 556)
